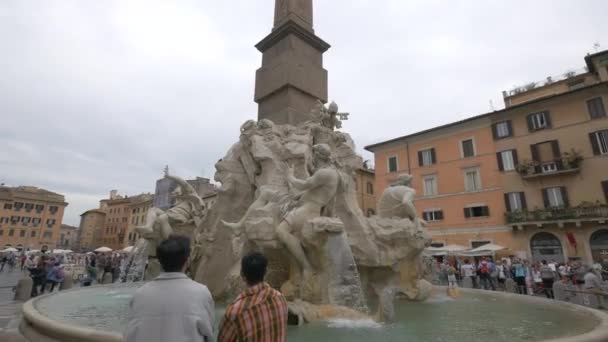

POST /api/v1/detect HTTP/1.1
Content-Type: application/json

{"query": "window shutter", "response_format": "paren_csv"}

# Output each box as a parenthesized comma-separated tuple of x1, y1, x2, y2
(601, 181, 608, 203)
(437, 210, 444, 220)
(590, 132, 601, 155)
(551, 140, 562, 169)
(512, 149, 519, 166)
(520, 192, 528, 210)
(418, 151, 423, 166)
(422, 212, 428, 221)
(431, 148, 437, 164)
(542, 189, 550, 208)
(464, 207, 471, 218)
(530, 144, 541, 173)
(504, 193, 511, 212)
(527, 114, 534, 132)
(544, 111, 552, 128)
(496, 152, 504, 171)
(506, 120, 513, 136)
(491, 123, 498, 139)
(561, 187, 569, 207)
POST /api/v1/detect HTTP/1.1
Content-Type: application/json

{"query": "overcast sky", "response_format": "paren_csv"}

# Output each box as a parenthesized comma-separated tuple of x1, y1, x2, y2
(1, 0, 607, 226)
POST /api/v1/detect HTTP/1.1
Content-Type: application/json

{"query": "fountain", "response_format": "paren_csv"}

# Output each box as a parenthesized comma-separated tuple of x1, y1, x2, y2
(18, 0, 608, 341)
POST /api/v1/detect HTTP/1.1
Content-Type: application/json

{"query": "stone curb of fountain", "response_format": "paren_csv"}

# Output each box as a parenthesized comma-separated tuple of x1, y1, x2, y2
(436, 286, 608, 342)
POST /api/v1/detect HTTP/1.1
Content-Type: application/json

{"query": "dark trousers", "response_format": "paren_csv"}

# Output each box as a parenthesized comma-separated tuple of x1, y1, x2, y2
(542, 278, 554, 299)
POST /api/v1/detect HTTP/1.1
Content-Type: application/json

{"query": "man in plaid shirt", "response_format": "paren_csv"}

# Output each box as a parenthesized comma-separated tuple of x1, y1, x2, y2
(218, 252, 288, 342)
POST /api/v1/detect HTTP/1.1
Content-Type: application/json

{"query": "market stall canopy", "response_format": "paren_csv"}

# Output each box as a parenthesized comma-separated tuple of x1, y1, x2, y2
(469, 243, 507, 253)
(122, 246, 134, 253)
(424, 244, 468, 256)
(94, 246, 112, 253)
(1, 247, 18, 253)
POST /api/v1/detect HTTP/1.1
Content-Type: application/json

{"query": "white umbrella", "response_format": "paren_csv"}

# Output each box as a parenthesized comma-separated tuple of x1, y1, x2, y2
(469, 243, 507, 253)
(63, 250, 73, 254)
(94, 246, 112, 253)
(52, 249, 65, 254)
(439, 244, 468, 253)
(2, 247, 18, 253)
(122, 246, 134, 253)
(423, 247, 447, 256)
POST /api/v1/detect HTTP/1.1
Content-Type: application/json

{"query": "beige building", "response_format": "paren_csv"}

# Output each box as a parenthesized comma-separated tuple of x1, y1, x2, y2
(367, 50, 608, 263)
(57, 224, 78, 250)
(126, 194, 153, 247)
(354, 167, 376, 216)
(0, 186, 68, 251)
(99, 191, 131, 251)
(77, 209, 106, 251)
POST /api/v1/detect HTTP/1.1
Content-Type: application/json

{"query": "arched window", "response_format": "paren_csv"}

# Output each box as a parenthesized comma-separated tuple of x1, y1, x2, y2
(590, 229, 608, 262)
(530, 232, 564, 263)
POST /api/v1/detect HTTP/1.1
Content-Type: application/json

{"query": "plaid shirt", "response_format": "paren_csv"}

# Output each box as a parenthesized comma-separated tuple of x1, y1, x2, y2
(218, 282, 288, 342)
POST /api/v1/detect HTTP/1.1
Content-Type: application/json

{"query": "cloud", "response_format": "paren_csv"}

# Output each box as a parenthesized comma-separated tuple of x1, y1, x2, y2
(1, 0, 607, 226)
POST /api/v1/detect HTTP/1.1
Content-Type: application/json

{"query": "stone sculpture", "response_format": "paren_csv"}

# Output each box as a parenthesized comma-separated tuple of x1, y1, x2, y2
(136, 169, 206, 279)
(190, 101, 431, 324)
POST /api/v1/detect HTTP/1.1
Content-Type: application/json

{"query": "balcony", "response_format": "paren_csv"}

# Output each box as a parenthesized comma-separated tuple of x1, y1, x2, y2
(516, 150, 583, 179)
(506, 204, 608, 226)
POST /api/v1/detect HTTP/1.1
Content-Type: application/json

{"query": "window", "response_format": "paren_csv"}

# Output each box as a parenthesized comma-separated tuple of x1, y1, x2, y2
(31, 231, 36, 237)
(423, 175, 438, 196)
(418, 148, 436, 166)
(590, 130, 608, 155)
(43, 231, 52, 239)
(24, 203, 33, 211)
(587, 97, 606, 119)
(430, 242, 445, 248)
(423, 209, 444, 222)
(541, 163, 558, 173)
(461, 139, 475, 158)
(8, 229, 14, 236)
(32, 218, 40, 225)
(464, 169, 481, 191)
(388, 156, 398, 173)
(366, 182, 374, 195)
(35, 204, 44, 212)
(21, 217, 31, 225)
(492, 121, 512, 139)
(464, 205, 490, 218)
(504, 192, 527, 212)
(46, 219, 56, 226)
(531, 141, 561, 173)
(14, 202, 24, 210)
(10, 216, 20, 223)
(527, 111, 551, 131)
(49, 206, 58, 214)
(3, 203, 12, 210)
(497, 150, 518, 171)
(543, 187, 568, 208)
(602, 180, 608, 203)
(19, 230, 25, 237)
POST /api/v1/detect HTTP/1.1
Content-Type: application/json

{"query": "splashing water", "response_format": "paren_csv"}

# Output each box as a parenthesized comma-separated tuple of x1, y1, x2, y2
(119, 239, 149, 282)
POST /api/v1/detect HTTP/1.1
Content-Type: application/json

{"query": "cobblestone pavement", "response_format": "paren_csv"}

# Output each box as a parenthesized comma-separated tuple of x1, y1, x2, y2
(0, 269, 26, 339)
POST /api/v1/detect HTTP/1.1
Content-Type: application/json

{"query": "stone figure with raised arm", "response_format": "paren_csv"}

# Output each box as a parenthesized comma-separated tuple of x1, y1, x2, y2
(136, 168, 205, 279)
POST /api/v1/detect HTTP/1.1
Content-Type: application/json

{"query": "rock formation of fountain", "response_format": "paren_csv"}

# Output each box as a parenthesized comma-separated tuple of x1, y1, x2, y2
(184, 101, 432, 323)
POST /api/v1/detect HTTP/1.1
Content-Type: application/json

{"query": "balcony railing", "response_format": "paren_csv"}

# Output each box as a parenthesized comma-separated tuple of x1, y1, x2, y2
(506, 205, 608, 224)
(516, 152, 583, 179)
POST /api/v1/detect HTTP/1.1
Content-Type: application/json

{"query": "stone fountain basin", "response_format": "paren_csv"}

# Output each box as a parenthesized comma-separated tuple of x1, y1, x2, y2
(19, 284, 608, 342)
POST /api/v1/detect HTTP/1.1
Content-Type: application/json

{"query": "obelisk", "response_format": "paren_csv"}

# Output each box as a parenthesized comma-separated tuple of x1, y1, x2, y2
(254, 0, 330, 126)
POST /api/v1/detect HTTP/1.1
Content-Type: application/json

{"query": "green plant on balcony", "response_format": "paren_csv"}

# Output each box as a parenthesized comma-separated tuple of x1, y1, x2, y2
(515, 159, 536, 175)
(562, 149, 583, 169)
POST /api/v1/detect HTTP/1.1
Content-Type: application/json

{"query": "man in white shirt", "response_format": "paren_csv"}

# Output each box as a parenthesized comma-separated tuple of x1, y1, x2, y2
(461, 259, 477, 288)
(125, 235, 215, 342)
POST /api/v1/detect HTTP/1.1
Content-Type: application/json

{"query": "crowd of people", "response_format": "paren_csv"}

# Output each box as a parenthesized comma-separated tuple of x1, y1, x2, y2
(432, 256, 608, 301)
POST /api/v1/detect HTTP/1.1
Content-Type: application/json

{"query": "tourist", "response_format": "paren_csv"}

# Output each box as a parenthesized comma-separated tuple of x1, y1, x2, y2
(218, 252, 288, 342)
(44, 262, 65, 293)
(497, 261, 507, 290)
(0, 253, 7, 272)
(478, 258, 492, 290)
(461, 259, 476, 288)
(584, 264, 606, 308)
(20, 253, 27, 270)
(540, 260, 556, 299)
(512, 259, 526, 295)
(447, 263, 458, 288)
(29, 256, 48, 297)
(125, 235, 215, 342)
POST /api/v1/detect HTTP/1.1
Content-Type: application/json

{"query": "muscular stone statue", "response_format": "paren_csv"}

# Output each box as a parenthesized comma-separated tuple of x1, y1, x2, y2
(377, 174, 418, 221)
(136, 169, 205, 279)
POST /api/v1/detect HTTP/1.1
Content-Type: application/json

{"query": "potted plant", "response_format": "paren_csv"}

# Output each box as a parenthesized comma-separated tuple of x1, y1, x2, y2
(516, 160, 535, 175)
(562, 149, 583, 169)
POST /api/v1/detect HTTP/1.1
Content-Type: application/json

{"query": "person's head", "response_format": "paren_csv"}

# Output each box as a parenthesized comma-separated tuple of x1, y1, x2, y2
(464, 259, 470, 264)
(241, 252, 268, 286)
(542, 260, 547, 265)
(156, 235, 191, 273)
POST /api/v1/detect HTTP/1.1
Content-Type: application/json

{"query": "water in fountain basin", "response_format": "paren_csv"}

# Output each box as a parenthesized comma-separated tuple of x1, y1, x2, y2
(119, 238, 149, 283)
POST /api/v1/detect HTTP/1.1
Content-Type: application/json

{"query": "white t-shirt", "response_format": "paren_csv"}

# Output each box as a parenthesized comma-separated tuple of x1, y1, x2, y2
(462, 264, 475, 277)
